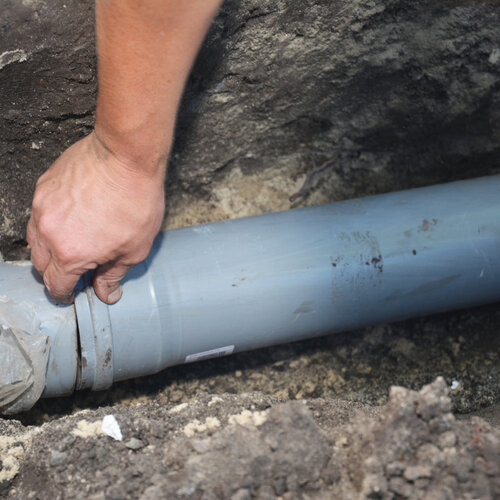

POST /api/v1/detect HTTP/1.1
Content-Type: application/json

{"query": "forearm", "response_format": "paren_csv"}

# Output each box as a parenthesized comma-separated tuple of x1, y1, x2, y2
(94, 0, 222, 174)
(28, 0, 222, 304)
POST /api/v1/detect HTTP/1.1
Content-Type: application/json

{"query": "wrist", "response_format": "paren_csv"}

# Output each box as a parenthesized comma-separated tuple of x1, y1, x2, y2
(91, 126, 169, 181)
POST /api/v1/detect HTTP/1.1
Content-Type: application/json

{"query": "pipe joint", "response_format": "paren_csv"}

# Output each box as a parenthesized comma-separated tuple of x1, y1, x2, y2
(75, 285, 114, 392)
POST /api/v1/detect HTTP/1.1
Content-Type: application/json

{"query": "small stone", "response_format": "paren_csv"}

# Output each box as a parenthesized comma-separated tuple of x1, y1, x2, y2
(388, 477, 413, 498)
(0, 480, 12, 493)
(169, 390, 184, 403)
(231, 489, 251, 500)
(125, 438, 145, 451)
(439, 431, 457, 449)
(191, 438, 211, 454)
(403, 465, 433, 481)
(256, 485, 275, 499)
(176, 486, 196, 496)
(49, 450, 68, 467)
(386, 461, 406, 476)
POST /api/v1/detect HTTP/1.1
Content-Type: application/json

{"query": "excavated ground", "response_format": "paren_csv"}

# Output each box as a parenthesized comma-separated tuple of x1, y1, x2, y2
(1, 0, 499, 498)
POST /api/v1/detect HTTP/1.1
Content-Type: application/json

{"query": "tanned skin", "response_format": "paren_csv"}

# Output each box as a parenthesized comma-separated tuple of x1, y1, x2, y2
(27, 0, 223, 304)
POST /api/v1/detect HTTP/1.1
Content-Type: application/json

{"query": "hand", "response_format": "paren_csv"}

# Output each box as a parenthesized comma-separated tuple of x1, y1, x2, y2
(27, 132, 165, 304)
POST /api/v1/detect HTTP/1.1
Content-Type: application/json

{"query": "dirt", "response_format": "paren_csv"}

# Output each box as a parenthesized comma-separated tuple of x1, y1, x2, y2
(1, 379, 499, 499)
(1, 0, 499, 498)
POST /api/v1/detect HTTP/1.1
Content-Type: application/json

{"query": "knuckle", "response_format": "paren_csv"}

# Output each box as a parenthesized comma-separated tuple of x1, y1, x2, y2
(37, 214, 55, 237)
(120, 253, 145, 268)
(55, 245, 76, 266)
(131, 242, 153, 264)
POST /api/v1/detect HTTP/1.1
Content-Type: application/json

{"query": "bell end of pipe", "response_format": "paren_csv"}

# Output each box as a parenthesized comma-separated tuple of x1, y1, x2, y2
(74, 276, 114, 392)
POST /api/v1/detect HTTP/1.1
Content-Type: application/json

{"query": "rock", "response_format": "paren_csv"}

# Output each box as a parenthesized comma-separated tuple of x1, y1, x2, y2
(338, 378, 500, 499)
(124, 438, 145, 452)
(230, 489, 251, 500)
(49, 450, 68, 468)
(403, 465, 433, 481)
(0, 0, 95, 260)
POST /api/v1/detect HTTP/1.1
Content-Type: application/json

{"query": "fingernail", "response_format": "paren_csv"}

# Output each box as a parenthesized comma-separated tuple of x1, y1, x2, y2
(107, 285, 122, 304)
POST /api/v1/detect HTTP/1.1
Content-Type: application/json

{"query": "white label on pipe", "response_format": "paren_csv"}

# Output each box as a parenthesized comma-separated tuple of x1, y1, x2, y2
(185, 345, 235, 363)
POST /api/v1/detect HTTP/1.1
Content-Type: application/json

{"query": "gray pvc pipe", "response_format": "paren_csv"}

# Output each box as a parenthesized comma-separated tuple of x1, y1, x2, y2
(73, 174, 500, 394)
(1, 174, 500, 410)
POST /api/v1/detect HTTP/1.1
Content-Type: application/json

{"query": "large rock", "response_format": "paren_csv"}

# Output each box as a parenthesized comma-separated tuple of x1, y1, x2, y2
(1, 0, 499, 257)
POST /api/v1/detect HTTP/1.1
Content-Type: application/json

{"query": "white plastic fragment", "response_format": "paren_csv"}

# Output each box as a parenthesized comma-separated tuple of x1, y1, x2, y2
(450, 380, 459, 390)
(101, 415, 123, 441)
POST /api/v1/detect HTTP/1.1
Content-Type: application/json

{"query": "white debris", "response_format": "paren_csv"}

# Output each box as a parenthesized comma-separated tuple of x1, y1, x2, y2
(183, 417, 221, 437)
(101, 415, 123, 441)
(450, 380, 460, 390)
(169, 402, 188, 414)
(208, 396, 224, 407)
(72, 420, 103, 439)
(228, 409, 268, 427)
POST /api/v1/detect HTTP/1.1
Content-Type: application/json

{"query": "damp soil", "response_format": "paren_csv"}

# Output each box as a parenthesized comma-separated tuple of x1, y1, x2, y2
(13, 302, 500, 429)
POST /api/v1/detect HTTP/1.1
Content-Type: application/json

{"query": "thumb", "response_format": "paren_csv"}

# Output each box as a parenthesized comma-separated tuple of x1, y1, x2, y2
(93, 261, 131, 304)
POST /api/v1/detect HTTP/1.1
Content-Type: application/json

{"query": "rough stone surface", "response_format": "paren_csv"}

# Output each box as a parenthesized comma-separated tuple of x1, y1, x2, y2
(1, 0, 500, 256)
(1, 380, 499, 499)
(167, 0, 500, 229)
(1, 0, 500, 498)
(0, 0, 95, 259)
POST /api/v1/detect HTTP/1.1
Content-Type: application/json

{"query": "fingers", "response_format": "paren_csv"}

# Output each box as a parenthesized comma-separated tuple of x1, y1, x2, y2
(28, 212, 130, 305)
(28, 216, 77, 303)
(42, 260, 80, 304)
(93, 261, 131, 304)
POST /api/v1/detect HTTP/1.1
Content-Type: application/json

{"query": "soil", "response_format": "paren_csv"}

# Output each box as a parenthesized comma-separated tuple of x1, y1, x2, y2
(1, 0, 499, 498)
(1, 379, 499, 499)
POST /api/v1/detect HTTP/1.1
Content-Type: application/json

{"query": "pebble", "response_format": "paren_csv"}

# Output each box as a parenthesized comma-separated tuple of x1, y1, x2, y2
(49, 450, 68, 467)
(231, 488, 251, 500)
(125, 438, 145, 451)
(403, 465, 432, 481)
